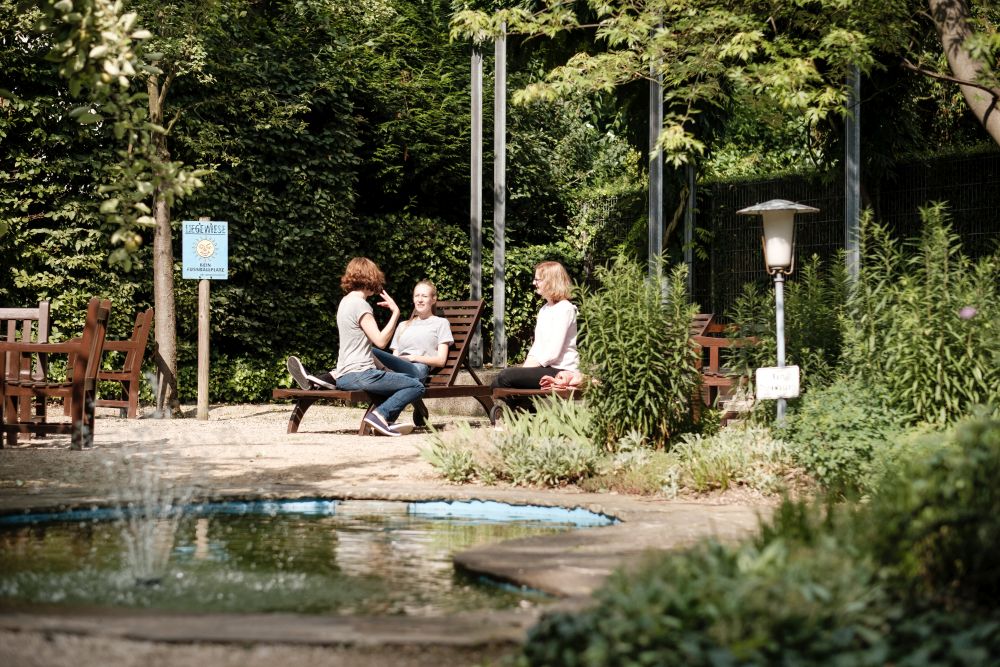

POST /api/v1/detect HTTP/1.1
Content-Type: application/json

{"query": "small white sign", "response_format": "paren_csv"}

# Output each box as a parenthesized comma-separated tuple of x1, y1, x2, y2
(756, 365, 800, 400)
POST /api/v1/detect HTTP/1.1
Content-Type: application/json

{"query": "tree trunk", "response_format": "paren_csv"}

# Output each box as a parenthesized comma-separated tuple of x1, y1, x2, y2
(929, 0, 1000, 147)
(148, 74, 180, 416)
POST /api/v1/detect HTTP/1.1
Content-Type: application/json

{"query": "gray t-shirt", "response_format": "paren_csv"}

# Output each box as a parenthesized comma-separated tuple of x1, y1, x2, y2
(391, 315, 454, 357)
(334, 294, 376, 379)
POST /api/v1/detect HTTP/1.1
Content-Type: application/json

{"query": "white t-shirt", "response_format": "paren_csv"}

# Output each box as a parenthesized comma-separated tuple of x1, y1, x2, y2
(333, 294, 376, 379)
(391, 315, 453, 357)
(526, 299, 579, 371)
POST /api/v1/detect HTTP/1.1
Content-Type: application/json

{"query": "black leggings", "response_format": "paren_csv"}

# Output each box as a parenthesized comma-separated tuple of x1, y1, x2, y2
(492, 366, 560, 412)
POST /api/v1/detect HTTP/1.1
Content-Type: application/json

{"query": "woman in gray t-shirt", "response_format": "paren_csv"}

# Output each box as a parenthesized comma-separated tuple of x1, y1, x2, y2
(372, 280, 453, 382)
(329, 257, 426, 437)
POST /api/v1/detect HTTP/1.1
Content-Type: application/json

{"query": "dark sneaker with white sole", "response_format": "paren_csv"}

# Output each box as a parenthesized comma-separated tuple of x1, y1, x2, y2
(389, 423, 414, 435)
(286, 356, 312, 390)
(364, 411, 401, 437)
(307, 372, 336, 389)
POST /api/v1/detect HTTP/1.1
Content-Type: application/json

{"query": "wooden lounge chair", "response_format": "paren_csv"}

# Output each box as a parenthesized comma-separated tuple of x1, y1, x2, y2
(96, 307, 154, 418)
(272, 299, 494, 434)
(0, 298, 111, 449)
(0, 301, 51, 427)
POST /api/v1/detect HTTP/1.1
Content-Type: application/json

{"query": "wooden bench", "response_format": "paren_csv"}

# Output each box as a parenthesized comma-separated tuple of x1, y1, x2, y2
(0, 298, 112, 449)
(0, 302, 51, 427)
(692, 318, 757, 419)
(272, 300, 494, 435)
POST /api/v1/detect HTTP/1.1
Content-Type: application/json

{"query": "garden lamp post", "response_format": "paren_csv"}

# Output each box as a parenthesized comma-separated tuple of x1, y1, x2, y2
(737, 199, 819, 422)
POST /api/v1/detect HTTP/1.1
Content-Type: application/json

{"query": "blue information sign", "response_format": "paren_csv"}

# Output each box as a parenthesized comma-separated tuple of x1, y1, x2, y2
(182, 220, 228, 280)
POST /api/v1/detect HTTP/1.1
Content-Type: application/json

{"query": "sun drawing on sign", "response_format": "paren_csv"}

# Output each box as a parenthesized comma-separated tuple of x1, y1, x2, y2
(195, 238, 216, 259)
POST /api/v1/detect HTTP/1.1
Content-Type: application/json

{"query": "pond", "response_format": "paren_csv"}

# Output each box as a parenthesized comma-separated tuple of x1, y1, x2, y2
(0, 499, 616, 616)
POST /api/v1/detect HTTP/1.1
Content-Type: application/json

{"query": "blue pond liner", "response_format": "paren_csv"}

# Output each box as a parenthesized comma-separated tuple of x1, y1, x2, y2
(408, 500, 619, 527)
(0, 498, 617, 526)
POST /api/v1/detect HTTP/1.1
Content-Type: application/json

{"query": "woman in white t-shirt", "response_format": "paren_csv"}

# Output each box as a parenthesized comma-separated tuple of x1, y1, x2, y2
(372, 280, 453, 383)
(493, 261, 579, 392)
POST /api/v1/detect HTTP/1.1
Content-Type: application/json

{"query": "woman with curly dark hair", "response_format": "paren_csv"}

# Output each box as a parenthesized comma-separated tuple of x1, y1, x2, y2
(288, 257, 425, 436)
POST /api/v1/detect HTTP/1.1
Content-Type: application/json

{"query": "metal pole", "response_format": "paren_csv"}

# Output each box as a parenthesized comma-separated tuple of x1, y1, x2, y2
(684, 162, 695, 297)
(492, 25, 507, 368)
(196, 217, 210, 421)
(648, 60, 663, 278)
(470, 47, 483, 367)
(774, 272, 786, 422)
(844, 66, 861, 281)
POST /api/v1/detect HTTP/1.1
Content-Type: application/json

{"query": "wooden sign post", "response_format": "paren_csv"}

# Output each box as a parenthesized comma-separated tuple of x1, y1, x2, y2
(182, 217, 228, 420)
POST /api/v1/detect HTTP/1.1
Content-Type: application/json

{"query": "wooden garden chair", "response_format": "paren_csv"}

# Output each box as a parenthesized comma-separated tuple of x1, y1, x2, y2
(1, 301, 52, 428)
(95, 307, 154, 418)
(0, 298, 111, 449)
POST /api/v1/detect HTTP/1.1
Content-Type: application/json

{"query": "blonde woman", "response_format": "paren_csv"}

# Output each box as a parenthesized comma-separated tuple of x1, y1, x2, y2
(372, 280, 453, 382)
(493, 260, 579, 391)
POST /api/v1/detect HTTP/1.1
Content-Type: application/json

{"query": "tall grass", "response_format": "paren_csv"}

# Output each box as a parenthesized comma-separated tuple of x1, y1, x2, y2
(843, 205, 1000, 425)
(578, 255, 700, 449)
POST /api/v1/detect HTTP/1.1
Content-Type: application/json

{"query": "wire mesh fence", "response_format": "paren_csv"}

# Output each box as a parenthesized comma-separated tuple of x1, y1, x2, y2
(692, 150, 1000, 317)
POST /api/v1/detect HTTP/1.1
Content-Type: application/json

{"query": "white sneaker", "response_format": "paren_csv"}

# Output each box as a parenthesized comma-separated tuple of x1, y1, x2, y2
(287, 356, 311, 390)
(390, 423, 415, 435)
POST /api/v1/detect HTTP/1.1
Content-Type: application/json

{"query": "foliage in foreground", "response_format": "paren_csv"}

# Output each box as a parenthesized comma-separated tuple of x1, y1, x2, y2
(578, 256, 700, 449)
(518, 416, 1000, 666)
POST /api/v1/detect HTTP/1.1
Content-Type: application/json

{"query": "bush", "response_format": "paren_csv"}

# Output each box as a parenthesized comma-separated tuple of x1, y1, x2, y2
(519, 416, 1000, 666)
(868, 415, 1000, 607)
(666, 426, 799, 497)
(781, 377, 907, 495)
(579, 256, 700, 449)
(843, 206, 1000, 425)
(521, 530, 889, 666)
(421, 397, 601, 487)
(176, 355, 290, 404)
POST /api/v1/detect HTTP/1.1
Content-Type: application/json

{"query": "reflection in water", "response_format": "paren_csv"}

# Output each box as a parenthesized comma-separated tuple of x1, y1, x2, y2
(0, 500, 602, 616)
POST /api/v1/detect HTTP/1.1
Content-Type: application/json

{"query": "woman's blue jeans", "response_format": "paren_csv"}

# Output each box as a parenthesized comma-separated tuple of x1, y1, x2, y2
(335, 367, 425, 423)
(372, 348, 430, 383)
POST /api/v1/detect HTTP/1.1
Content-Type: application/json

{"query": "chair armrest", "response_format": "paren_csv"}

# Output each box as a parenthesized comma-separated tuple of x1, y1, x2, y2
(0, 341, 81, 354)
(101, 340, 140, 353)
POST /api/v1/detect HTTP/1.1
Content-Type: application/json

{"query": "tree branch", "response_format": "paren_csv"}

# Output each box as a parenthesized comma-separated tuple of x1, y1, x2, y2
(901, 57, 1000, 98)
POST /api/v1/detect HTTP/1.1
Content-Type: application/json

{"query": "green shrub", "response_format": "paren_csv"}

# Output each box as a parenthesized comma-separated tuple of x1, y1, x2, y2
(520, 530, 889, 666)
(666, 426, 798, 496)
(843, 206, 1000, 425)
(519, 417, 1000, 666)
(868, 415, 1000, 607)
(781, 377, 907, 495)
(579, 256, 700, 449)
(727, 253, 848, 394)
(176, 355, 289, 404)
(421, 397, 601, 487)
